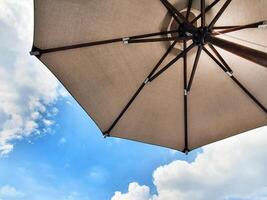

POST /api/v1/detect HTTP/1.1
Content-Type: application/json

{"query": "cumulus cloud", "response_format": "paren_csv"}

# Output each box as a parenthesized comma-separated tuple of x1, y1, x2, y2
(111, 183, 152, 200)
(0, 0, 61, 155)
(111, 127, 267, 200)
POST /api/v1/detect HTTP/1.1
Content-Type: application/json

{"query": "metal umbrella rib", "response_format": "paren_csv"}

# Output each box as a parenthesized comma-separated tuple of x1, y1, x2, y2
(208, 44, 233, 73)
(183, 41, 189, 153)
(208, 0, 232, 29)
(186, 0, 193, 20)
(212, 21, 266, 35)
(201, 0, 206, 28)
(213, 25, 239, 30)
(186, 46, 202, 93)
(191, 0, 220, 24)
(149, 43, 195, 82)
(160, 0, 181, 24)
(128, 36, 193, 44)
(30, 29, 180, 56)
(183, 0, 193, 153)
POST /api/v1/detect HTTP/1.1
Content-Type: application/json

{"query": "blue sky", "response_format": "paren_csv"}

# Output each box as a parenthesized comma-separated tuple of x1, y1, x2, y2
(0, 1, 267, 200)
(0, 97, 199, 200)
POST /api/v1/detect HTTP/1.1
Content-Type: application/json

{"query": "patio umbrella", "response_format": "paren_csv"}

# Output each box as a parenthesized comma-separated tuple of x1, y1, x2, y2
(31, 0, 267, 153)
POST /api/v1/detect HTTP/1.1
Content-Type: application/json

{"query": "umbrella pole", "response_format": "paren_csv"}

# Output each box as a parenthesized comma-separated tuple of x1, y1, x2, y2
(206, 35, 267, 68)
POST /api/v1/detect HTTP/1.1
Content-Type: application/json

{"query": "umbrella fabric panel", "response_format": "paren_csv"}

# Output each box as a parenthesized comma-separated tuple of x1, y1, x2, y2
(33, 0, 170, 133)
(187, 51, 267, 150)
(185, 0, 267, 149)
(111, 59, 186, 151)
(40, 42, 168, 132)
(33, 0, 191, 149)
(33, 0, 167, 49)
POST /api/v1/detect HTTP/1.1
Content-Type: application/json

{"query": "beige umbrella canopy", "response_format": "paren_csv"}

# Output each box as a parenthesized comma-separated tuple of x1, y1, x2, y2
(31, 0, 267, 153)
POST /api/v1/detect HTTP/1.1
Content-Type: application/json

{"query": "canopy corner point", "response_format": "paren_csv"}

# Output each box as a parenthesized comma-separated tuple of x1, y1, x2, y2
(183, 148, 190, 155)
(30, 45, 41, 57)
(103, 131, 111, 139)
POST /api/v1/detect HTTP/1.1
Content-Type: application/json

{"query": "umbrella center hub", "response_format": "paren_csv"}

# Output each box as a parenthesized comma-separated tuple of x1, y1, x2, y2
(167, 8, 200, 52)
(192, 27, 209, 46)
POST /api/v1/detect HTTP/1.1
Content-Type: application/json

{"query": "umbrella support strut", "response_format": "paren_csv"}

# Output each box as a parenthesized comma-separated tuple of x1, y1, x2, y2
(208, 44, 233, 73)
(191, 0, 220, 24)
(186, 46, 202, 93)
(148, 43, 195, 82)
(30, 30, 183, 57)
(208, 0, 232, 29)
(212, 21, 266, 35)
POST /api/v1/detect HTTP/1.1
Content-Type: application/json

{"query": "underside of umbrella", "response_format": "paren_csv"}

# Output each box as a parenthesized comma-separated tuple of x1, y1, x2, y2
(31, 0, 267, 153)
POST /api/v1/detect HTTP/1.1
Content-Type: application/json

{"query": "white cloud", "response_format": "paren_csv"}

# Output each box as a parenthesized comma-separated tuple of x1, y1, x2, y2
(0, 0, 62, 155)
(111, 183, 152, 200)
(111, 127, 267, 200)
(0, 1, 33, 44)
(43, 119, 54, 127)
(0, 144, 14, 156)
(0, 185, 24, 198)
